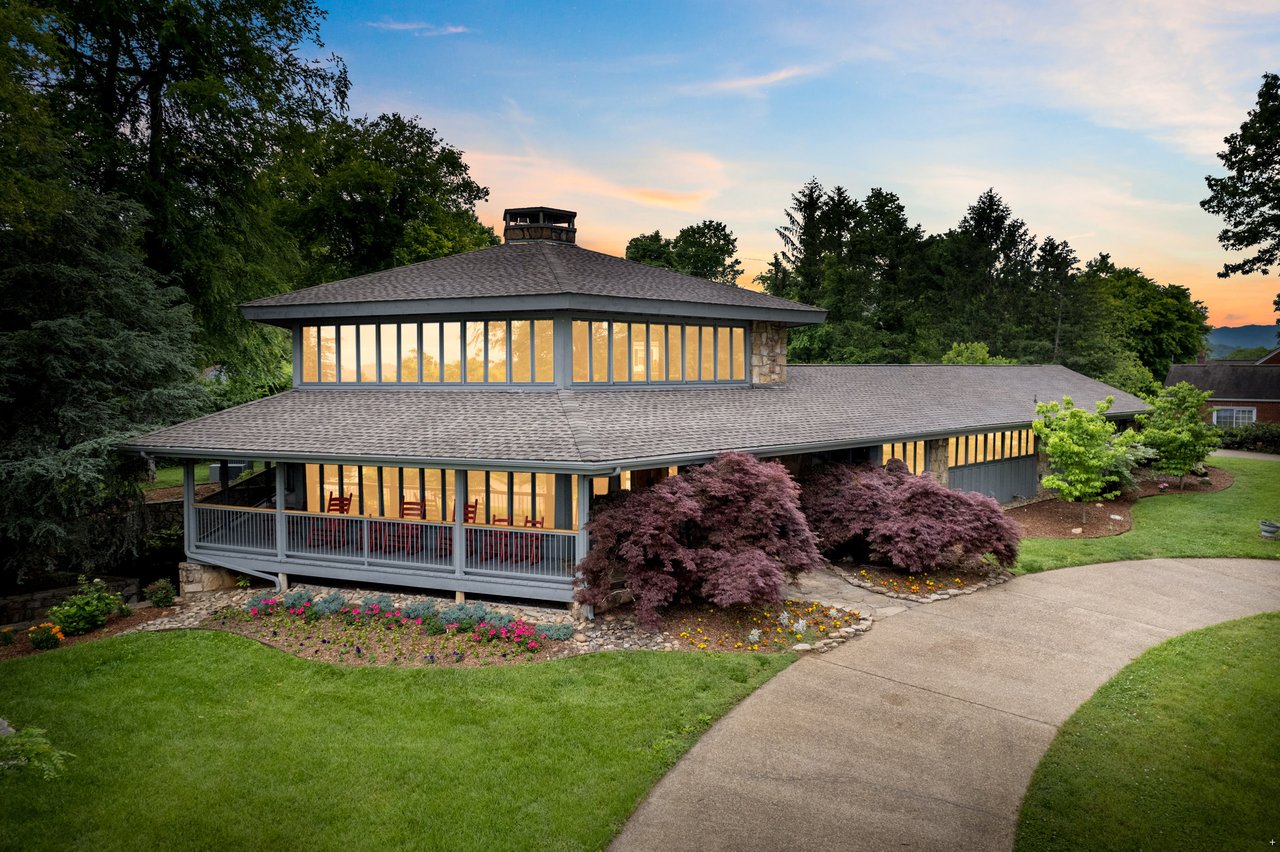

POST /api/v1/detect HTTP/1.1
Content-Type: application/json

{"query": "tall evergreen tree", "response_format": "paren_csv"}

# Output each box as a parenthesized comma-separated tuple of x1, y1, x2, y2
(0, 4, 207, 581)
(1202, 72, 1280, 277)
(40, 0, 349, 382)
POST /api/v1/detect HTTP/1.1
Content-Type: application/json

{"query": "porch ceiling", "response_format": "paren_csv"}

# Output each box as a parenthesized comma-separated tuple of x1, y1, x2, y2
(125, 365, 1148, 470)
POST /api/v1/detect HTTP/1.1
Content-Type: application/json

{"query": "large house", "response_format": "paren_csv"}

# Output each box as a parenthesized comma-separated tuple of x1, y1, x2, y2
(126, 207, 1147, 604)
(1165, 347, 1280, 425)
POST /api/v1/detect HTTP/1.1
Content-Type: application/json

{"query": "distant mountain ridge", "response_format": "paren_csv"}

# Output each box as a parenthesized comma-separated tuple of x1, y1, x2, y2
(1208, 324, 1277, 358)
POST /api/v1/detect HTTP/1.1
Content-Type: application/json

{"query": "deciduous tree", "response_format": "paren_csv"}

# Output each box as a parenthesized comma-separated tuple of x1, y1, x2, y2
(1137, 382, 1220, 482)
(1032, 396, 1146, 521)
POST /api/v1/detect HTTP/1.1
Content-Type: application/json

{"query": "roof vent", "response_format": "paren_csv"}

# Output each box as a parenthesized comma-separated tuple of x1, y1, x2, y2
(503, 206, 576, 244)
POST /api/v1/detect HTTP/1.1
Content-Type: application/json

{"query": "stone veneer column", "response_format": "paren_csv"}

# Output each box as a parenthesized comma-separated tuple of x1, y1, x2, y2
(925, 438, 950, 486)
(750, 322, 788, 385)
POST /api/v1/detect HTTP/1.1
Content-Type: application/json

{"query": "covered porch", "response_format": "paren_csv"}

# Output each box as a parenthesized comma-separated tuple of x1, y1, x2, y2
(181, 459, 603, 603)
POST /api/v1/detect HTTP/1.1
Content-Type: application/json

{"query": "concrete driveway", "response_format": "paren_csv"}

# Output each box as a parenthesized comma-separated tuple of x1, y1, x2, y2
(612, 558, 1280, 852)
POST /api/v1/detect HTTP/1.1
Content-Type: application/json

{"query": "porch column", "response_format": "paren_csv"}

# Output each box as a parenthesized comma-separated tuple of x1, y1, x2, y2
(575, 474, 590, 563)
(925, 438, 950, 486)
(182, 460, 195, 555)
(274, 462, 286, 560)
(452, 469, 465, 578)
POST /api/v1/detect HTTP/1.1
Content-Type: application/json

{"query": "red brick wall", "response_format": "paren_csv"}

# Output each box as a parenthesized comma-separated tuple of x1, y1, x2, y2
(1206, 400, 1280, 424)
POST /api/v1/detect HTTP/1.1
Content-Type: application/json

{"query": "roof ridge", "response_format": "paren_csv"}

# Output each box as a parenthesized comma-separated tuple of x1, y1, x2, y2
(555, 389, 592, 463)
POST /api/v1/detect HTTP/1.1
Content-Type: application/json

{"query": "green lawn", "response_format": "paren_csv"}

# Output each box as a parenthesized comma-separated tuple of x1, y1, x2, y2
(144, 463, 187, 491)
(1015, 613, 1280, 851)
(1016, 456, 1280, 573)
(0, 631, 792, 850)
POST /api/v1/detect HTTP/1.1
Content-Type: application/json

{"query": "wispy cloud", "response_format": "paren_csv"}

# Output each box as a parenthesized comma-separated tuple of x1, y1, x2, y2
(468, 149, 728, 212)
(682, 64, 826, 96)
(366, 20, 470, 37)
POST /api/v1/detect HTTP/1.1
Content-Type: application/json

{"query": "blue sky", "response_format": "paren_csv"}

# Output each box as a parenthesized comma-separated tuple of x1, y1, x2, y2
(318, 1, 1279, 327)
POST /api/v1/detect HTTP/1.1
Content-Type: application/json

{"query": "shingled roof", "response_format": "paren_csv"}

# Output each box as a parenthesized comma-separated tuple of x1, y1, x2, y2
(1166, 362, 1280, 401)
(241, 241, 825, 325)
(126, 365, 1147, 470)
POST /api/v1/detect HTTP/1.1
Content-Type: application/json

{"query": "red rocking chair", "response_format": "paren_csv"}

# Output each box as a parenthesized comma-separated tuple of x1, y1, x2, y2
(308, 491, 353, 549)
(376, 499, 426, 555)
(436, 500, 479, 558)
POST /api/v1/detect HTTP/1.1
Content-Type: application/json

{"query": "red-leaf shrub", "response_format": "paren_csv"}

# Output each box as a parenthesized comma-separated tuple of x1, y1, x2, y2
(575, 452, 823, 628)
(801, 462, 1019, 573)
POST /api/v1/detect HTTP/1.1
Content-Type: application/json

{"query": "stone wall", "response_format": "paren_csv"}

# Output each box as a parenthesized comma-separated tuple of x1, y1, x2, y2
(924, 438, 950, 486)
(1, 576, 139, 627)
(751, 321, 788, 385)
(179, 561, 241, 596)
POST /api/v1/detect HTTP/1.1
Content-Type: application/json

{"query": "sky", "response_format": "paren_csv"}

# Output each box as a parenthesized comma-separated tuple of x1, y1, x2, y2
(317, 0, 1279, 328)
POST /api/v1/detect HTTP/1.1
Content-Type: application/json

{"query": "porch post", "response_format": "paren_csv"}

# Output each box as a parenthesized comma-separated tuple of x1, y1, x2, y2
(274, 462, 286, 560)
(183, 460, 195, 555)
(452, 469, 465, 579)
(575, 474, 590, 563)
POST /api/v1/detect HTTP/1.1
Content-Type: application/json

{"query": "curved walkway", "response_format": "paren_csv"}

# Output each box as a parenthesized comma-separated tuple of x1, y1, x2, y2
(613, 558, 1280, 851)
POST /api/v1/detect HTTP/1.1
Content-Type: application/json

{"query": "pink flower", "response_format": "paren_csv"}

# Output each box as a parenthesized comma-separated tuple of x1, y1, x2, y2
(249, 607, 258, 616)
(414, 618, 422, 625)
(303, 601, 311, 607)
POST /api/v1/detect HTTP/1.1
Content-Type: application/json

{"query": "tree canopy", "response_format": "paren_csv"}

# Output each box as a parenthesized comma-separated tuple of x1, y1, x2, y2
(1202, 72, 1280, 278)
(0, 1, 495, 581)
(624, 220, 744, 285)
(753, 180, 1208, 381)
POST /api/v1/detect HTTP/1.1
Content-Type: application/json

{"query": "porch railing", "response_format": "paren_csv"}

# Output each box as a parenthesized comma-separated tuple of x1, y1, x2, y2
(194, 505, 275, 555)
(191, 506, 577, 582)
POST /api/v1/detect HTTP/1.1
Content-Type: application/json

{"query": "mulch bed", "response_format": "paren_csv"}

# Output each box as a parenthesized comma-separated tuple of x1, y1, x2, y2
(0, 606, 175, 662)
(1005, 465, 1233, 540)
(652, 599, 863, 652)
(840, 562, 997, 597)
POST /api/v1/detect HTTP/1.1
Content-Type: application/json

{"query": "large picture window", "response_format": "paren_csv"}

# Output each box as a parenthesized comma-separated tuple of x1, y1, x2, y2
(304, 464, 572, 530)
(1211, 407, 1256, 427)
(299, 320, 554, 385)
(571, 320, 747, 384)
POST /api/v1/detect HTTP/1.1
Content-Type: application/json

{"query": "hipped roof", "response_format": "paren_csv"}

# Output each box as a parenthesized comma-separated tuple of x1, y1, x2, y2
(127, 365, 1148, 472)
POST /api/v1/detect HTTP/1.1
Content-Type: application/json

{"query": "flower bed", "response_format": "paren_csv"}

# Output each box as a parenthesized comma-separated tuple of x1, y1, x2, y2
(211, 592, 572, 668)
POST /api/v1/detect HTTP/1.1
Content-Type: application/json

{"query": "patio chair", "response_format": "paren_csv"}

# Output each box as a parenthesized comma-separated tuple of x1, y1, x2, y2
(375, 499, 427, 556)
(308, 491, 353, 549)
(436, 500, 479, 558)
(510, 516, 546, 565)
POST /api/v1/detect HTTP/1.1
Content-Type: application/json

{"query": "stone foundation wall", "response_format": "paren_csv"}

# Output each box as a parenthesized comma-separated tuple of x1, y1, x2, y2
(751, 321, 788, 385)
(179, 562, 241, 596)
(1, 576, 139, 627)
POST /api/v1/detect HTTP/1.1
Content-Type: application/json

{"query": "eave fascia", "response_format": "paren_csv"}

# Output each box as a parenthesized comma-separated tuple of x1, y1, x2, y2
(240, 292, 826, 328)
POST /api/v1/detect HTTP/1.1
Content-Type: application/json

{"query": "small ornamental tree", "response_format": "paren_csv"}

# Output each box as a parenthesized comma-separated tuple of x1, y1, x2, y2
(801, 461, 1019, 573)
(575, 452, 823, 628)
(1137, 382, 1220, 484)
(1032, 396, 1146, 521)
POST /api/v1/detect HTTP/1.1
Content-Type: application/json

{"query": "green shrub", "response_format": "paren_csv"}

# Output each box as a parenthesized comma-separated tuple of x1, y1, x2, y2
(535, 623, 574, 641)
(26, 623, 63, 650)
(311, 593, 346, 617)
(143, 579, 176, 608)
(1137, 382, 1219, 477)
(281, 589, 311, 610)
(0, 627, 14, 647)
(47, 576, 124, 636)
(439, 602, 490, 630)
(360, 593, 394, 611)
(0, 724, 72, 780)
(400, 600, 436, 620)
(1217, 422, 1280, 454)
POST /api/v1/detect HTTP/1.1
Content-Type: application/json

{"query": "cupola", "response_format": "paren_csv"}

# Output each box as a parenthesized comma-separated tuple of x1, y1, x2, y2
(503, 206, 577, 244)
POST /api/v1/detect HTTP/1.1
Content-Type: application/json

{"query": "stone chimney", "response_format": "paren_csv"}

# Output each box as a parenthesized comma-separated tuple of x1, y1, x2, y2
(503, 207, 576, 244)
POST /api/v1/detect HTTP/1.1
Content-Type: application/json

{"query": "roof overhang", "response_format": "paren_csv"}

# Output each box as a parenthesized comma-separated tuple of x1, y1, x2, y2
(241, 292, 826, 328)
(121, 408, 1144, 475)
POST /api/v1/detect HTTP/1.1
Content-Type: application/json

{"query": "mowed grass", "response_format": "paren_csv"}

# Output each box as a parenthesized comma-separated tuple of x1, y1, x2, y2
(1016, 456, 1280, 573)
(1016, 613, 1280, 851)
(0, 631, 792, 851)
